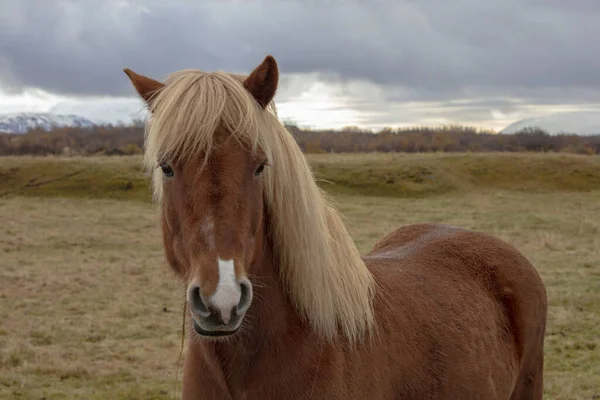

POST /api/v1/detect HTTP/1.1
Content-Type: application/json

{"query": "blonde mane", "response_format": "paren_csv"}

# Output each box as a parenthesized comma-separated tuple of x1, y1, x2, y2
(144, 69, 376, 343)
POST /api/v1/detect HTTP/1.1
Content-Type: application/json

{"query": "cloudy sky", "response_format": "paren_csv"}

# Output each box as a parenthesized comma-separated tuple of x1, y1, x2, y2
(1, 0, 600, 131)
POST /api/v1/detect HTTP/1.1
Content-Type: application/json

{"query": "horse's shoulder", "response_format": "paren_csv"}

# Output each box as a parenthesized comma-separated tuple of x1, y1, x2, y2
(366, 223, 547, 367)
(364, 222, 546, 327)
(365, 223, 467, 258)
(363, 222, 542, 291)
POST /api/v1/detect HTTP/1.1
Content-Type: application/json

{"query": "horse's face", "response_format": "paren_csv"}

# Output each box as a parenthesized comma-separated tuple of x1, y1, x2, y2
(124, 56, 279, 338)
(160, 134, 267, 337)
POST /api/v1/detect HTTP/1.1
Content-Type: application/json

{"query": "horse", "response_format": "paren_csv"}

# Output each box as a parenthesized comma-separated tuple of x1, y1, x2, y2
(123, 55, 547, 399)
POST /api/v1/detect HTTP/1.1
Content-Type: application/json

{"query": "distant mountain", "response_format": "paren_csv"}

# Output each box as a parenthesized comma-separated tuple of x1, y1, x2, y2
(500, 111, 600, 136)
(49, 98, 148, 126)
(0, 112, 95, 134)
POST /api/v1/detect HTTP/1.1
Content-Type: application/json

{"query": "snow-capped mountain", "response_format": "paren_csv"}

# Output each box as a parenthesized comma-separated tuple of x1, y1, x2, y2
(500, 111, 600, 136)
(0, 112, 95, 134)
(49, 98, 148, 126)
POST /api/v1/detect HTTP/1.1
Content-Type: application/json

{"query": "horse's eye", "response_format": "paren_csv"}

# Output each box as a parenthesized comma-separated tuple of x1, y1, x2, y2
(160, 163, 174, 178)
(255, 163, 266, 176)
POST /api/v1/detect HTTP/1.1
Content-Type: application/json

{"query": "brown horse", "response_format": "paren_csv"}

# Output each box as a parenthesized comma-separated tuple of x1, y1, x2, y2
(123, 55, 547, 399)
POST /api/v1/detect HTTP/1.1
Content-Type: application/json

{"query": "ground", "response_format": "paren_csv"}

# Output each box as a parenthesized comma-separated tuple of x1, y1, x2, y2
(0, 153, 599, 399)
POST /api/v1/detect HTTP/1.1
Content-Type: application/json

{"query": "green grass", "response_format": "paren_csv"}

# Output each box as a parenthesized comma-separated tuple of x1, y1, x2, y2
(0, 153, 599, 399)
(1, 153, 600, 201)
(0, 156, 152, 202)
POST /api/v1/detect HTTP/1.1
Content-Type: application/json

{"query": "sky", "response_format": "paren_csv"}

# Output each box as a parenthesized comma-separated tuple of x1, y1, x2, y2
(1, 0, 600, 131)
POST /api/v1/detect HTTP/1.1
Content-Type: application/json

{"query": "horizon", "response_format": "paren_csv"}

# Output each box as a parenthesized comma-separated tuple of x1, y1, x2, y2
(0, 87, 515, 132)
(2, 85, 599, 134)
(3, 104, 600, 136)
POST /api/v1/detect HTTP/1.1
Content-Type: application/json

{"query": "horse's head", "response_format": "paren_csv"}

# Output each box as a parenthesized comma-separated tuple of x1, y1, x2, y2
(124, 56, 279, 338)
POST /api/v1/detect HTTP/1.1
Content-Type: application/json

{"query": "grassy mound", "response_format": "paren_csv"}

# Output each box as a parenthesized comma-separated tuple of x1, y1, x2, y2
(309, 152, 600, 196)
(0, 156, 152, 202)
(1, 152, 599, 201)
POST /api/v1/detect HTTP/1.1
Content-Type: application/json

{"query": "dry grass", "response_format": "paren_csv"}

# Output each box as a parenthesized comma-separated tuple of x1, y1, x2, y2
(0, 197, 183, 399)
(0, 154, 599, 399)
(1, 152, 600, 201)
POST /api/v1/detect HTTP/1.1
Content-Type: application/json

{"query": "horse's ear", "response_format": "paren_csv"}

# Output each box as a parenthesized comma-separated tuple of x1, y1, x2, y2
(123, 68, 165, 106)
(243, 55, 279, 109)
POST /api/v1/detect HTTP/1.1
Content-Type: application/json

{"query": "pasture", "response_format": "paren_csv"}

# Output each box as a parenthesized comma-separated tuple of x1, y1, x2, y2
(1, 153, 599, 399)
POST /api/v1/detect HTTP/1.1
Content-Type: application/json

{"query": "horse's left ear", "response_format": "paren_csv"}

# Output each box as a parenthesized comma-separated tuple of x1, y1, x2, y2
(123, 68, 165, 107)
(243, 55, 279, 109)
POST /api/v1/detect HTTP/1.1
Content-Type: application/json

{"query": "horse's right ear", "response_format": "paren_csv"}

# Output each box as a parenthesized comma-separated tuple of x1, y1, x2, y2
(123, 68, 165, 106)
(243, 55, 279, 109)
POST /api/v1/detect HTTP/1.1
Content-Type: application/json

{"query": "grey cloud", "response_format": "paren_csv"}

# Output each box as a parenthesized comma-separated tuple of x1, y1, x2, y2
(1, 0, 600, 108)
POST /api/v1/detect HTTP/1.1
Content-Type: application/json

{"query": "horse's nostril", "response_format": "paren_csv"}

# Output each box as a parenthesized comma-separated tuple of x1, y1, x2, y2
(237, 279, 253, 315)
(188, 284, 210, 317)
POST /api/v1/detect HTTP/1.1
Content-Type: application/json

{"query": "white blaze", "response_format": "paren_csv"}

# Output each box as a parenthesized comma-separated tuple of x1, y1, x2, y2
(210, 258, 240, 324)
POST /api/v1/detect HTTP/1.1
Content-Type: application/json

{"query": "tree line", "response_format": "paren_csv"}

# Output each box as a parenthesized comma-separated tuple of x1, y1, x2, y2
(0, 123, 598, 156)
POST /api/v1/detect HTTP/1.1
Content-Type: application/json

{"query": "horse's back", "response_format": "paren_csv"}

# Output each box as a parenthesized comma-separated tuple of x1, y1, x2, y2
(360, 223, 547, 399)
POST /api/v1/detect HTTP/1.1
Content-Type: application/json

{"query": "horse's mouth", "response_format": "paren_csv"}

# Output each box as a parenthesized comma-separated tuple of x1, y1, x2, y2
(192, 319, 239, 337)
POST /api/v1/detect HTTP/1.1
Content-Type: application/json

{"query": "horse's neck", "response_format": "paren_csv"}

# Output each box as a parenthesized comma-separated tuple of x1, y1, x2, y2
(244, 222, 299, 338)
(202, 213, 308, 367)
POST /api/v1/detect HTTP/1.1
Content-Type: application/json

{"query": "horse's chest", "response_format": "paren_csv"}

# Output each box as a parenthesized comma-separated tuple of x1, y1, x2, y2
(223, 352, 345, 400)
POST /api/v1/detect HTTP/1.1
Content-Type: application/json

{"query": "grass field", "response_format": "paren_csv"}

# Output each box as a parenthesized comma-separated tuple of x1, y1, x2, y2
(1, 153, 599, 399)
